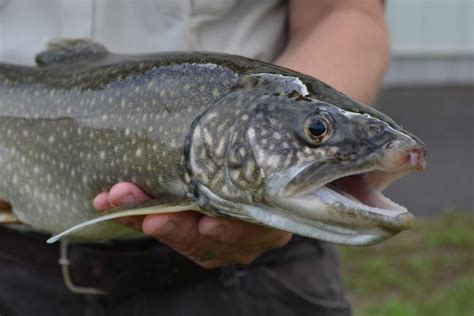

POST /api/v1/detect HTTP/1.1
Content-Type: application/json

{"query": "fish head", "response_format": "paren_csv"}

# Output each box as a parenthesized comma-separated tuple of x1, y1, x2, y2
(187, 73, 427, 246)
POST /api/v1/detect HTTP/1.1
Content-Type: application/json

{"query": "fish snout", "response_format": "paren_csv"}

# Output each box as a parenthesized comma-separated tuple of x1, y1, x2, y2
(380, 140, 427, 171)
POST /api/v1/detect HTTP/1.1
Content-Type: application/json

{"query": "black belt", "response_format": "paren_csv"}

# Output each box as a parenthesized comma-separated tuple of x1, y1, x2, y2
(0, 226, 307, 296)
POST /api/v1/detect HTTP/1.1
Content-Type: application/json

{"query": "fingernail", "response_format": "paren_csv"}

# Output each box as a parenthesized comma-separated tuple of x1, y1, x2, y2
(112, 193, 136, 206)
(203, 224, 227, 240)
(154, 221, 176, 236)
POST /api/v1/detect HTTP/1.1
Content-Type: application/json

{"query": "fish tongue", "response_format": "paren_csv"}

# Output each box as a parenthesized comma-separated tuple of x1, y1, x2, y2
(329, 174, 390, 209)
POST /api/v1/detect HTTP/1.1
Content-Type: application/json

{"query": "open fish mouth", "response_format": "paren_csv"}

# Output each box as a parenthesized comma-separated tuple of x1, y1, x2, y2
(321, 147, 427, 220)
(276, 169, 413, 245)
(324, 171, 411, 220)
(266, 147, 427, 245)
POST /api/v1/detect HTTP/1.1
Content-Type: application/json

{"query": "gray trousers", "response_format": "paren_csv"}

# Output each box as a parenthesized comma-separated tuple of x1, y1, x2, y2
(0, 227, 351, 316)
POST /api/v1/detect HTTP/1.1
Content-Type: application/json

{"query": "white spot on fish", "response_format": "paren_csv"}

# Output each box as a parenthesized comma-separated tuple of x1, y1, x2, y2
(204, 129, 213, 146)
(245, 161, 255, 178)
(267, 155, 280, 169)
(215, 138, 225, 156)
(248, 128, 256, 139)
(222, 185, 230, 195)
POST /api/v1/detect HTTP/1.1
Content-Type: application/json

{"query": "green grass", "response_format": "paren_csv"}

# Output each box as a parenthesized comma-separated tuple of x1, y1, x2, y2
(338, 212, 474, 316)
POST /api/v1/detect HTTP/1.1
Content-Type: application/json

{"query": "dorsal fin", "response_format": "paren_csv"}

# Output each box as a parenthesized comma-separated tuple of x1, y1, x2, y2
(35, 38, 109, 67)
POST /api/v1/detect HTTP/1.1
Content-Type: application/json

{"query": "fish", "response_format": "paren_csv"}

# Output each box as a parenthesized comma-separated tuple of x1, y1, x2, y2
(0, 39, 427, 246)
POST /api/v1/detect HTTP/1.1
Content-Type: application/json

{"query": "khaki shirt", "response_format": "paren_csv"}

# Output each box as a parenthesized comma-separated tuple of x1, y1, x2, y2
(0, 0, 287, 65)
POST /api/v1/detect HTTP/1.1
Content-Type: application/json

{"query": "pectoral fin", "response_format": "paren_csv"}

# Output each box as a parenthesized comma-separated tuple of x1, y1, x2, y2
(47, 197, 200, 244)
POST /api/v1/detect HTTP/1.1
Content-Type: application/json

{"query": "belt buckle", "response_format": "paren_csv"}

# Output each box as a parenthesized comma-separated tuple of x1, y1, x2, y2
(58, 239, 108, 295)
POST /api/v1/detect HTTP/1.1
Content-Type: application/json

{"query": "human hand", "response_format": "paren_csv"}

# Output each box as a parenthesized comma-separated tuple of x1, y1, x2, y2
(93, 182, 292, 269)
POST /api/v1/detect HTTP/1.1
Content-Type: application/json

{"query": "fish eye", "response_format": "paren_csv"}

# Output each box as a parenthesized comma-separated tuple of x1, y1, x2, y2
(303, 115, 331, 144)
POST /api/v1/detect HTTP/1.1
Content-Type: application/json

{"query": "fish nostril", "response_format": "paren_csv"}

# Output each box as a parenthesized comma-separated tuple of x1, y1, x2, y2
(384, 141, 395, 150)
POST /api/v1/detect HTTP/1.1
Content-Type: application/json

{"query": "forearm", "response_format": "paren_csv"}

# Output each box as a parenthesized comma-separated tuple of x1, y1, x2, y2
(275, 2, 389, 104)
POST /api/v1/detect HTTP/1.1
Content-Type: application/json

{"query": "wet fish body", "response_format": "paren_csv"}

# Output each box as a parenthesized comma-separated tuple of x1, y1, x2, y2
(0, 40, 426, 245)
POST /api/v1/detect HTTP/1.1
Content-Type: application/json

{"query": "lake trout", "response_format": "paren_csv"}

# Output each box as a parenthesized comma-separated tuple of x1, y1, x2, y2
(0, 39, 426, 246)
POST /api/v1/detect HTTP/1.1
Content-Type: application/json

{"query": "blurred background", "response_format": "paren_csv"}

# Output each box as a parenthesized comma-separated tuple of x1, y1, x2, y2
(0, 0, 472, 315)
(379, 0, 473, 215)
(339, 1, 474, 315)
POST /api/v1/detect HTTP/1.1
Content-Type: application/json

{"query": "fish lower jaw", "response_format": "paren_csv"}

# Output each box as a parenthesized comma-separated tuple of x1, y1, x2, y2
(312, 185, 414, 231)
(271, 186, 414, 242)
(308, 170, 415, 232)
(320, 169, 413, 218)
(322, 182, 408, 218)
(292, 166, 415, 219)
(242, 202, 399, 246)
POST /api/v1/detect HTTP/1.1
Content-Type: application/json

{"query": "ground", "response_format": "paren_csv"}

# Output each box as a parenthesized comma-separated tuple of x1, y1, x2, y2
(339, 212, 474, 316)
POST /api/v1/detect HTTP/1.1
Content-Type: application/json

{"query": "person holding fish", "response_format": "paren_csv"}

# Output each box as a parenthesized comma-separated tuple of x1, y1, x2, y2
(0, 1, 403, 315)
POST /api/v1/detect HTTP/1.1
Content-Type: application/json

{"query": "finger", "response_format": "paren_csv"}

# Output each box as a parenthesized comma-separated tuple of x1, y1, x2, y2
(198, 216, 291, 248)
(142, 211, 202, 245)
(103, 182, 151, 231)
(188, 235, 289, 269)
(169, 237, 229, 265)
(167, 234, 247, 269)
(93, 192, 142, 230)
(107, 182, 150, 207)
(142, 211, 241, 263)
(92, 182, 151, 212)
(93, 192, 111, 212)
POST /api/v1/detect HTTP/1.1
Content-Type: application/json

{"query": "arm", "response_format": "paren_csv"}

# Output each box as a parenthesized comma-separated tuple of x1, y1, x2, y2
(277, 0, 389, 104)
(94, 0, 390, 269)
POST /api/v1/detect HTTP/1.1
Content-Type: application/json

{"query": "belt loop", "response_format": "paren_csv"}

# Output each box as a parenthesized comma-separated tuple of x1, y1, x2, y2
(219, 265, 247, 288)
(59, 239, 108, 296)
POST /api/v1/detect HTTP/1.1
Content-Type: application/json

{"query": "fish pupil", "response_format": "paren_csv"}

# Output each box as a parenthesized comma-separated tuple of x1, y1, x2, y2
(309, 119, 326, 136)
